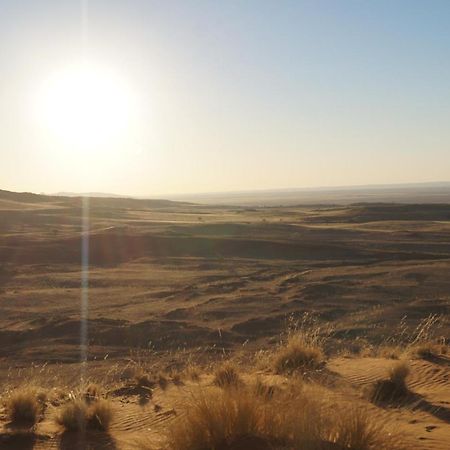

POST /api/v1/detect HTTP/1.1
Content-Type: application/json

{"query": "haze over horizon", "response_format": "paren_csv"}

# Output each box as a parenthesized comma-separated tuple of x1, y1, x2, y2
(1, 1, 450, 196)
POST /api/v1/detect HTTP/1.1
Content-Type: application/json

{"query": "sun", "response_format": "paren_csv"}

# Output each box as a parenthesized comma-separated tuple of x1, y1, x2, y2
(35, 63, 134, 151)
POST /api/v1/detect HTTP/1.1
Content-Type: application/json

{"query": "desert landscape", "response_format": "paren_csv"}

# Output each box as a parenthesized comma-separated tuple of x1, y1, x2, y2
(0, 188, 448, 449)
(2, 1, 450, 448)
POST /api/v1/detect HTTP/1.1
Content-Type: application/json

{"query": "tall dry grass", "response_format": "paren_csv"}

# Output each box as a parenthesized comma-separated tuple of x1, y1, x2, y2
(164, 383, 404, 450)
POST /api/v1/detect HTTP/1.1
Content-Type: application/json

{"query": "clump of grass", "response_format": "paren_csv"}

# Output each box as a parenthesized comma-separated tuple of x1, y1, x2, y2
(6, 389, 42, 426)
(389, 361, 410, 386)
(167, 387, 271, 450)
(213, 363, 242, 388)
(332, 407, 404, 450)
(56, 399, 88, 431)
(56, 397, 114, 432)
(274, 332, 324, 374)
(165, 384, 404, 450)
(370, 361, 410, 403)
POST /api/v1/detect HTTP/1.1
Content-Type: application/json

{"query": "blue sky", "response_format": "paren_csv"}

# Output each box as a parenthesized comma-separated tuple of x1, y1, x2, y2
(1, 1, 449, 195)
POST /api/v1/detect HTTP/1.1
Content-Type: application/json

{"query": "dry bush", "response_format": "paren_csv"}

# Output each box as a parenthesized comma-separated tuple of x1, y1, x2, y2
(165, 384, 403, 450)
(369, 361, 410, 403)
(6, 389, 42, 425)
(213, 363, 242, 388)
(56, 397, 113, 432)
(274, 332, 324, 374)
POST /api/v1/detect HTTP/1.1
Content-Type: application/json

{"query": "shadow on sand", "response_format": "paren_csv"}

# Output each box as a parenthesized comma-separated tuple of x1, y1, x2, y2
(373, 390, 450, 424)
(0, 431, 36, 450)
(59, 430, 118, 450)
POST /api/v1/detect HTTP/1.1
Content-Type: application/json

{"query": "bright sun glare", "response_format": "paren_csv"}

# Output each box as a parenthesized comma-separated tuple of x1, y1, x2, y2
(36, 63, 134, 151)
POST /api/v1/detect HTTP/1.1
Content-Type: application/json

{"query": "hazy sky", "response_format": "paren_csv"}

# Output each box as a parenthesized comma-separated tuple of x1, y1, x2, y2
(1, 1, 450, 196)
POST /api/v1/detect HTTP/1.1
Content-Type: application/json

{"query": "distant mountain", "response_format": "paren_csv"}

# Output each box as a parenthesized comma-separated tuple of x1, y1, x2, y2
(0, 189, 191, 209)
(163, 182, 450, 206)
(53, 192, 131, 198)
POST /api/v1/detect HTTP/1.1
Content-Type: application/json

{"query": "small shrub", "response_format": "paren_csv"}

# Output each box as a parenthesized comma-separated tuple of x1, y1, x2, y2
(274, 333, 324, 374)
(6, 389, 41, 425)
(213, 363, 242, 388)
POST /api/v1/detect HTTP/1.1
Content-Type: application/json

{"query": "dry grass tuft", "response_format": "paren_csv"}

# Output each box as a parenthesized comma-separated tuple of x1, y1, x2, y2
(389, 361, 410, 386)
(370, 361, 410, 403)
(6, 389, 42, 426)
(213, 363, 242, 388)
(167, 387, 271, 450)
(165, 384, 403, 450)
(56, 399, 88, 431)
(274, 332, 324, 374)
(332, 407, 404, 450)
(56, 397, 114, 432)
